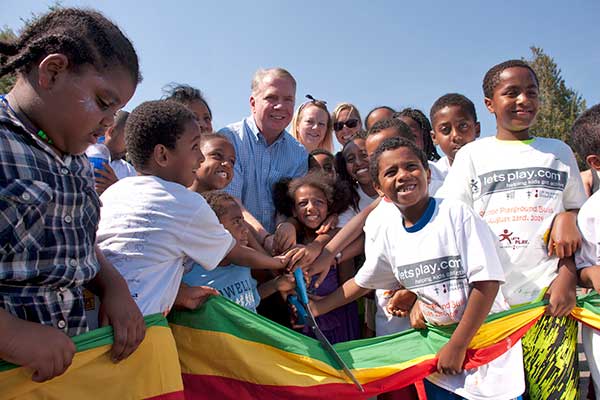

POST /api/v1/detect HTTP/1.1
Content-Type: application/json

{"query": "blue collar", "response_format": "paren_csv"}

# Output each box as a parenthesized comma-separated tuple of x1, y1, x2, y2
(403, 197, 436, 233)
(245, 116, 287, 147)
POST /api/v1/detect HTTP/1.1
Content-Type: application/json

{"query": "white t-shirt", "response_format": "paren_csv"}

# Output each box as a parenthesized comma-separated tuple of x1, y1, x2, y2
(355, 197, 524, 400)
(576, 190, 600, 398)
(337, 185, 378, 227)
(110, 158, 137, 180)
(97, 176, 235, 315)
(434, 156, 451, 178)
(428, 160, 446, 196)
(363, 198, 411, 336)
(438, 136, 586, 305)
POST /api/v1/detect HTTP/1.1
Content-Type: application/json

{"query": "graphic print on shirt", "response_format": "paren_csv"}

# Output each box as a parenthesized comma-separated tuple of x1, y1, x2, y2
(394, 255, 468, 324)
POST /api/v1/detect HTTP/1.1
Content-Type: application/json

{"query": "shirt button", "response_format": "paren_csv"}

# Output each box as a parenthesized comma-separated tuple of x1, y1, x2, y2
(57, 320, 66, 329)
(69, 259, 78, 267)
(64, 215, 72, 223)
(61, 168, 69, 175)
(21, 192, 31, 201)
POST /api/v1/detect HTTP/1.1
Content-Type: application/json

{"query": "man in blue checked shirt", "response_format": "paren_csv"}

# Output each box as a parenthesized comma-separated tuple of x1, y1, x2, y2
(219, 68, 308, 235)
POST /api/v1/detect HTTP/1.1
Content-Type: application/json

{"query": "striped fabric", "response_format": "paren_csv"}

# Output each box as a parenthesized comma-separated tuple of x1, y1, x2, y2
(0, 314, 184, 399)
(219, 116, 307, 232)
(169, 293, 600, 399)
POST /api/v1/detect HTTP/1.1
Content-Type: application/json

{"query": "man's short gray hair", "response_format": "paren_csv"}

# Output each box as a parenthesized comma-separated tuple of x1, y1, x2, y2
(251, 67, 296, 95)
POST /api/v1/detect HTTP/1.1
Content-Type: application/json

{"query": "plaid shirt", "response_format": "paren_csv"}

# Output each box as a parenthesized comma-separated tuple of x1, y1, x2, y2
(0, 98, 100, 336)
(219, 116, 308, 232)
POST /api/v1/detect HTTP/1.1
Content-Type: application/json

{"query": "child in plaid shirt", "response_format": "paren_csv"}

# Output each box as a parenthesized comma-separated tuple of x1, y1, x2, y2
(0, 8, 144, 382)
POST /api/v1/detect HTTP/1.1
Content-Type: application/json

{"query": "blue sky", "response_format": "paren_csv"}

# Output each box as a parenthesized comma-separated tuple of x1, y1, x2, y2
(3, 1, 600, 144)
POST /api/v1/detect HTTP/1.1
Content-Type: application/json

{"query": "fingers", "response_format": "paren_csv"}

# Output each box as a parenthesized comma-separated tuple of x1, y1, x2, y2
(110, 322, 128, 362)
(313, 267, 330, 289)
(547, 237, 555, 257)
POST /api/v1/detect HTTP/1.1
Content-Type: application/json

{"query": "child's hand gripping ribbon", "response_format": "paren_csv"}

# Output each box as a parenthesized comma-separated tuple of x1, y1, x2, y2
(293, 268, 364, 392)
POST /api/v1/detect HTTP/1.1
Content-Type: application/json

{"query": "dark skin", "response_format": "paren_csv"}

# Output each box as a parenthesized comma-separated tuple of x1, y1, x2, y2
(485, 66, 580, 313)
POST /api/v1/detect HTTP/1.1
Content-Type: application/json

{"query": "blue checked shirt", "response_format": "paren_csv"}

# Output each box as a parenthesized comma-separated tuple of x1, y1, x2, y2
(0, 99, 100, 336)
(219, 116, 308, 232)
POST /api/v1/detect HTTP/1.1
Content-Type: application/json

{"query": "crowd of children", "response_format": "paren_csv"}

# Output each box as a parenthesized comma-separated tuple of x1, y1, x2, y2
(1, 7, 600, 400)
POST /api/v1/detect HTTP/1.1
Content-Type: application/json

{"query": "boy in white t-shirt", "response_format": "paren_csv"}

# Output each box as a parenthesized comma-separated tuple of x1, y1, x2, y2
(572, 104, 600, 398)
(438, 59, 586, 399)
(311, 137, 524, 400)
(429, 93, 480, 177)
(97, 101, 290, 316)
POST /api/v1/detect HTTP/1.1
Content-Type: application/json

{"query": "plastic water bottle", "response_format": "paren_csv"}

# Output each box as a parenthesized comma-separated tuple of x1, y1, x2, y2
(85, 143, 111, 178)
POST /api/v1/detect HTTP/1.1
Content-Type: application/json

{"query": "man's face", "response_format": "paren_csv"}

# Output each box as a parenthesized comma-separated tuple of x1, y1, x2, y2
(250, 74, 295, 140)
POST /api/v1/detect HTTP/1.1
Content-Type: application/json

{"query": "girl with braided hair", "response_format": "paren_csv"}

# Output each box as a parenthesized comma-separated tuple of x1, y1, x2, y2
(0, 8, 144, 383)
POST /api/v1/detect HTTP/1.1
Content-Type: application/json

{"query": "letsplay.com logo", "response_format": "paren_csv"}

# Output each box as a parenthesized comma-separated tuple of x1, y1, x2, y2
(498, 229, 529, 250)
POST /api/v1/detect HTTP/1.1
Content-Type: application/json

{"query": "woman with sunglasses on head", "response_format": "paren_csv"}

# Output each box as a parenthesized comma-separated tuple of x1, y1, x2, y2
(332, 103, 362, 146)
(290, 95, 334, 153)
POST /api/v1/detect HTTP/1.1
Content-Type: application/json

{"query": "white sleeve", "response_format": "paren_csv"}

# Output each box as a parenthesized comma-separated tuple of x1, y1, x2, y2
(436, 147, 475, 206)
(455, 204, 505, 284)
(576, 198, 600, 270)
(180, 204, 235, 271)
(561, 147, 587, 210)
(354, 229, 398, 290)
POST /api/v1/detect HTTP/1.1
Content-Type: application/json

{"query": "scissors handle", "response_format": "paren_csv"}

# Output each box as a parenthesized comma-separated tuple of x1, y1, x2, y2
(293, 268, 309, 305)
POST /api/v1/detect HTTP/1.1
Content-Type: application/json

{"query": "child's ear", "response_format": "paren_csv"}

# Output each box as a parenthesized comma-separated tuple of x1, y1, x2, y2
(373, 181, 385, 197)
(426, 166, 432, 184)
(153, 144, 170, 167)
(475, 122, 481, 138)
(587, 154, 600, 171)
(37, 54, 69, 89)
(484, 97, 495, 114)
(430, 130, 438, 145)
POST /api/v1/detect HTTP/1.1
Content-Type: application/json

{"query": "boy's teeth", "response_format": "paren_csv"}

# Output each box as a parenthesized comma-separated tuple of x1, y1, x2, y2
(399, 184, 416, 192)
(217, 172, 227, 178)
(357, 168, 368, 174)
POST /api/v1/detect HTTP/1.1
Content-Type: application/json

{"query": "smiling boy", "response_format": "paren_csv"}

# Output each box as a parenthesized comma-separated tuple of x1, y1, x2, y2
(439, 59, 586, 399)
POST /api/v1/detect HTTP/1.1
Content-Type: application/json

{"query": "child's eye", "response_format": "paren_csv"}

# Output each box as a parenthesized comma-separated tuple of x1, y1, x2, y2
(318, 122, 326, 127)
(96, 97, 110, 111)
(383, 167, 397, 177)
(527, 90, 539, 98)
(439, 126, 451, 135)
(459, 123, 469, 131)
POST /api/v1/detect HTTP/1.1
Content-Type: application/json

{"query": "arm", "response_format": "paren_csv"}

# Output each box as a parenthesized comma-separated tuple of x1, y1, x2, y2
(436, 280, 499, 375)
(305, 198, 379, 285)
(0, 308, 76, 382)
(258, 273, 295, 299)
(223, 243, 291, 270)
(309, 278, 371, 317)
(579, 265, 600, 291)
(87, 246, 145, 362)
(236, 199, 270, 246)
(547, 210, 581, 258)
(546, 256, 577, 317)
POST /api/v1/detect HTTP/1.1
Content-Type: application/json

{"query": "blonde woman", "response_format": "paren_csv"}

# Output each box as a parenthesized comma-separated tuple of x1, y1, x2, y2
(332, 102, 362, 146)
(290, 95, 333, 153)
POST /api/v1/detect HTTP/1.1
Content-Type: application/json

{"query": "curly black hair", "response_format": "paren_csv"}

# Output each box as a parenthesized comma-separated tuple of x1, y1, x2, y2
(571, 104, 600, 160)
(369, 137, 429, 186)
(273, 172, 352, 219)
(482, 59, 538, 99)
(308, 149, 335, 173)
(202, 190, 239, 220)
(429, 93, 478, 125)
(125, 100, 197, 169)
(0, 8, 140, 83)
(394, 108, 440, 161)
(368, 118, 413, 140)
(163, 83, 212, 120)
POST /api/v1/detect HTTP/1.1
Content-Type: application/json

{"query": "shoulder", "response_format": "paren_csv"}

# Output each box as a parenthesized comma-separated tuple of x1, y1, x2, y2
(282, 131, 309, 157)
(531, 136, 576, 158)
(580, 190, 600, 221)
(218, 119, 246, 141)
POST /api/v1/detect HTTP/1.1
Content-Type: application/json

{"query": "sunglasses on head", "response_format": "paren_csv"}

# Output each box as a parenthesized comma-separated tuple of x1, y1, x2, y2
(333, 119, 359, 131)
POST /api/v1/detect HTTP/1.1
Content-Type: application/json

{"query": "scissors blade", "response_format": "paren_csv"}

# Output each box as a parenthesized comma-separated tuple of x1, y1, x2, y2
(292, 269, 364, 391)
(304, 306, 364, 392)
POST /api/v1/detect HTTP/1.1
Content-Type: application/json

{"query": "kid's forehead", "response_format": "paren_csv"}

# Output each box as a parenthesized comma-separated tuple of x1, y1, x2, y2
(496, 67, 538, 88)
(432, 105, 476, 123)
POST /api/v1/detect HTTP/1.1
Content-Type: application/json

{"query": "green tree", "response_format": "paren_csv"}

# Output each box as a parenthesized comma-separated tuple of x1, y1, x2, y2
(0, 27, 17, 94)
(526, 46, 586, 145)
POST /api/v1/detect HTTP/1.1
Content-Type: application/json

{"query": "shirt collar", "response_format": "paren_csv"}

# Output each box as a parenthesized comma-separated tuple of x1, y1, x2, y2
(245, 115, 287, 147)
